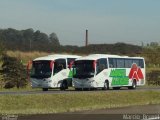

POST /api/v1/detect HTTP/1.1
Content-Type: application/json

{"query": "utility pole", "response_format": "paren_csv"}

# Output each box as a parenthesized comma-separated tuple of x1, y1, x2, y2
(141, 41, 144, 48)
(29, 39, 31, 52)
(85, 29, 88, 47)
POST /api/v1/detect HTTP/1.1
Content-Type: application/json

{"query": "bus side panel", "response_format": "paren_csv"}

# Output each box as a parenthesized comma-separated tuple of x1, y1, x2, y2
(109, 68, 132, 87)
(93, 69, 109, 88)
(51, 69, 70, 88)
(109, 67, 145, 87)
(134, 68, 145, 86)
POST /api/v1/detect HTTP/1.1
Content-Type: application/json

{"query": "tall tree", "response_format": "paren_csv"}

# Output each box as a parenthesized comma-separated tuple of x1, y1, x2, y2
(0, 41, 6, 57)
(22, 28, 34, 51)
(49, 32, 60, 46)
(33, 30, 49, 51)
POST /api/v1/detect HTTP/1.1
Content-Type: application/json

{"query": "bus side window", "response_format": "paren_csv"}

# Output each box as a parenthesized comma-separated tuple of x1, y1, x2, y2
(125, 59, 133, 68)
(54, 59, 66, 73)
(109, 58, 117, 68)
(96, 58, 107, 74)
(109, 58, 113, 68)
(139, 59, 144, 68)
(117, 59, 125, 68)
(57, 64, 64, 70)
(133, 59, 139, 67)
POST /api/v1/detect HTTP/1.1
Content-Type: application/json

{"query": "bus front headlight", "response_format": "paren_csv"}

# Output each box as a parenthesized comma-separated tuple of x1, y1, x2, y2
(89, 80, 95, 83)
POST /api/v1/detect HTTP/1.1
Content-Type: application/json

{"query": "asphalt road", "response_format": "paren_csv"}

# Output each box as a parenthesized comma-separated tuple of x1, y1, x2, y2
(7, 105, 160, 120)
(0, 87, 160, 95)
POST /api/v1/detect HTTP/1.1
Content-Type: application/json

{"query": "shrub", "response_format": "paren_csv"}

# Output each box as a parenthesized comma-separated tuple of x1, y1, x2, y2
(0, 54, 28, 88)
(147, 70, 160, 86)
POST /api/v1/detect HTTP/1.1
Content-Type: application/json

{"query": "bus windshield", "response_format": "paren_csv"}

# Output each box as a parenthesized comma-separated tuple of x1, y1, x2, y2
(53, 59, 66, 74)
(30, 61, 52, 79)
(74, 60, 95, 79)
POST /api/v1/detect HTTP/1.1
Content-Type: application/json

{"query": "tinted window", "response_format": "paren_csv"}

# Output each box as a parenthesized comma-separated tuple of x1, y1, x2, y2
(117, 59, 125, 68)
(74, 60, 95, 79)
(138, 59, 144, 68)
(30, 60, 52, 79)
(140, 59, 144, 68)
(97, 58, 107, 74)
(54, 59, 66, 74)
(109, 58, 117, 68)
(67, 58, 76, 65)
(133, 59, 139, 66)
(125, 59, 133, 68)
(109, 58, 144, 68)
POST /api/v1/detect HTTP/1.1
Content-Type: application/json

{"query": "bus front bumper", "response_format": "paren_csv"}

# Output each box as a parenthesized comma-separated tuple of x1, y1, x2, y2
(72, 78, 96, 88)
(31, 78, 52, 88)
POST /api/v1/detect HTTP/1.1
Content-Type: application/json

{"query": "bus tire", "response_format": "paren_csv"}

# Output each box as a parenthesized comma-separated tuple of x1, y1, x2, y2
(102, 81, 109, 90)
(42, 88, 48, 91)
(128, 80, 137, 89)
(60, 81, 68, 91)
(75, 88, 81, 91)
(113, 87, 121, 90)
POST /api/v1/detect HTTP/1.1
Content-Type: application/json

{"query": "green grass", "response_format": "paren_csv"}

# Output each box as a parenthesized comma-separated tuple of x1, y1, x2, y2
(0, 91, 160, 115)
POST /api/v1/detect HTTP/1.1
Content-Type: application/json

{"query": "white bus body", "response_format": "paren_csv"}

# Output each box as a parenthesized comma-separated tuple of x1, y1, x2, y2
(30, 54, 81, 91)
(72, 54, 145, 90)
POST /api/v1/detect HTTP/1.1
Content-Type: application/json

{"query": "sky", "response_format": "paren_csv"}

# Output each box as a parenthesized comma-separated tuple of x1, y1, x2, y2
(0, 0, 160, 46)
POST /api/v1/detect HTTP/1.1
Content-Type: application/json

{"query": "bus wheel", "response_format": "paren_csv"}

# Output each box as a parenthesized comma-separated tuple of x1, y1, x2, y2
(42, 88, 48, 91)
(60, 81, 68, 91)
(102, 81, 109, 90)
(128, 80, 137, 89)
(75, 88, 81, 91)
(113, 87, 121, 90)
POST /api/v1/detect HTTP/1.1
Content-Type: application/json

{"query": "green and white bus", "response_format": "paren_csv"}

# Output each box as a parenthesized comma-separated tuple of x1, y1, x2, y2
(28, 54, 81, 91)
(72, 54, 145, 90)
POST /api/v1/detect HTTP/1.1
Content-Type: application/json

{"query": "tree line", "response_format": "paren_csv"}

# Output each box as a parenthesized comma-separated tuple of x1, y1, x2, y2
(0, 28, 60, 52)
(0, 28, 143, 55)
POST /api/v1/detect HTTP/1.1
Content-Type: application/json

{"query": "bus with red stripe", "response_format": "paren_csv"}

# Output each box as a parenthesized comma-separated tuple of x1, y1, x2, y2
(27, 54, 81, 91)
(72, 54, 145, 90)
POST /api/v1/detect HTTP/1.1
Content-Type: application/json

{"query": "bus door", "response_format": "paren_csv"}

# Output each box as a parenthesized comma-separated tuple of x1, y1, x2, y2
(53, 59, 68, 84)
(95, 58, 108, 87)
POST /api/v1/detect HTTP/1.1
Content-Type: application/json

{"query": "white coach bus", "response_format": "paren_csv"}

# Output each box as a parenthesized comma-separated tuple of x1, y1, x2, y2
(28, 54, 81, 91)
(72, 54, 145, 90)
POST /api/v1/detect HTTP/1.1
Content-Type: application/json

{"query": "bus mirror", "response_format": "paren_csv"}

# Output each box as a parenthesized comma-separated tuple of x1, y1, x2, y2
(50, 61, 54, 70)
(27, 60, 32, 80)
(68, 65, 71, 69)
(93, 60, 97, 69)
(68, 61, 74, 69)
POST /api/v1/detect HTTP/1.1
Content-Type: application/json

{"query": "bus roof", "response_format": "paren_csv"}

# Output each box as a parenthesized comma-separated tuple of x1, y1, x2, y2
(76, 54, 144, 61)
(33, 54, 81, 61)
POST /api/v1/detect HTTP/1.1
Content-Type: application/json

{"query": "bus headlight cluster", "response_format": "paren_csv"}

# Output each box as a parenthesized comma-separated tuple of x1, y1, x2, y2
(89, 80, 95, 84)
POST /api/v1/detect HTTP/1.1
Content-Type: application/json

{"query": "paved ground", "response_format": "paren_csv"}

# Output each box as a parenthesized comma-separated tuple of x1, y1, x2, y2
(14, 105, 160, 120)
(0, 87, 160, 95)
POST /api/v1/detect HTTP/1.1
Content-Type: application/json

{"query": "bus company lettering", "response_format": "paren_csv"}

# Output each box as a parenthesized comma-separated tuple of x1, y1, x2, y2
(110, 69, 129, 85)
(110, 64, 144, 86)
